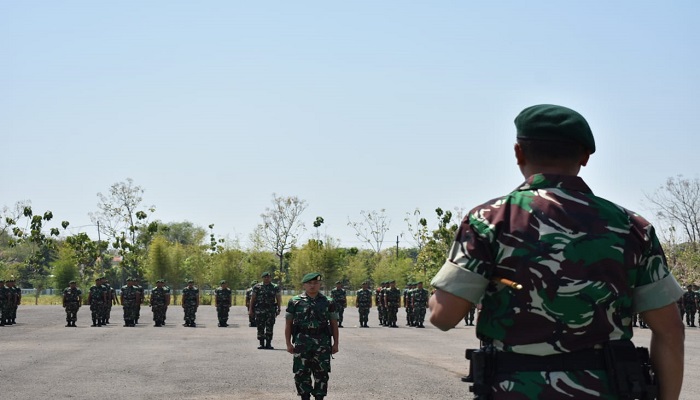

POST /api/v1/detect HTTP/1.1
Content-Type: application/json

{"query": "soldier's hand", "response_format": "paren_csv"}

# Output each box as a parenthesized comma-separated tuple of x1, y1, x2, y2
(332, 343, 339, 354)
(287, 343, 295, 354)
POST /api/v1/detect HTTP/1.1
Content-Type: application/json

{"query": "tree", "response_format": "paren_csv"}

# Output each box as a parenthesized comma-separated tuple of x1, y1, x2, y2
(5, 206, 69, 303)
(348, 209, 391, 253)
(645, 175, 700, 245)
(90, 178, 157, 281)
(289, 237, 343, 291)
(52, 245, 80, 290)
(258, 194, 307, 282)
(415, 207, 459, 282)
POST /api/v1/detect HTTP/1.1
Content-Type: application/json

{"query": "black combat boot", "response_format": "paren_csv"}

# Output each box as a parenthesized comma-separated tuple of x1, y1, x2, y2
(72, 321, 77, 327)
(92, 319, 98, 327)
(265, 339, 273, 349)
(314, 396, 324, 400)
(258, 339, 265, 349)
(66, 320, 71, 327)
(300, 394, 311, 400)
(190, 322, 196, 327)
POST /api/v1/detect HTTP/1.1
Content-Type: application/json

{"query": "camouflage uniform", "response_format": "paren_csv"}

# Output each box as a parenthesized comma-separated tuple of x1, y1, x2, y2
(62, 284, 82, 327)
(329, 284, 347, 327)
(355, 285, 373, 327)
(150, 281, 170, 327)
(431, 173, 683, 399)
(133, 280, 144, 324)
(411, 284, 429, 328)
(120, 281, 141, 327)
(0, 280, 7, 326)
(5, 280, 20, 324)
(245, 280, 258, 327)
(286, 286, 338, 399)
(251, 279, 281, 348)
(182, 283, 199, 327)
(682, 286, 697, 327)
(383, 282, 401, 328)
(87, 279, 106, 327)
(215, 281, 232, 327)
(102, 280, 117, 324)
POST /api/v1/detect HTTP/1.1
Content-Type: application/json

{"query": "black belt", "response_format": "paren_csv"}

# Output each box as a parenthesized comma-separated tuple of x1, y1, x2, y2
(495, 349, 606, 373)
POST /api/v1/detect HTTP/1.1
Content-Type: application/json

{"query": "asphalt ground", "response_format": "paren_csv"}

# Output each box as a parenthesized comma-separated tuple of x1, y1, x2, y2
(1, 305, 698, 400)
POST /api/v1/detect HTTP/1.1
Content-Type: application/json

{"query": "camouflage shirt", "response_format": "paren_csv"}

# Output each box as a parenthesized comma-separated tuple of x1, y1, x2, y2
(215, 287, 232, 307)
(252, 282, 280, 311)
(182, 286, 199, 306)
(329, 288, 347, 308)
(63, 287, 82, 303)
(286, 293, 338, 330)
(384, 288, 401, 306)
(121, 285, 140, 305)
(89, 285, 105, 304)
(356, 289, 373, 308)
(412, 288, 429, 308)
(150, 286, 170, 306)
(432, 174, 683, 356)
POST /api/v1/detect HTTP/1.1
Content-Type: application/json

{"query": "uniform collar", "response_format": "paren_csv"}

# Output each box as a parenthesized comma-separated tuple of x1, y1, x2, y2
(516, 173, 592, 194)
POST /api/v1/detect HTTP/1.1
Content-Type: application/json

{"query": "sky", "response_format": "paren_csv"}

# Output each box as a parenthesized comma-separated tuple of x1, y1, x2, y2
(2, 1, 699, 250)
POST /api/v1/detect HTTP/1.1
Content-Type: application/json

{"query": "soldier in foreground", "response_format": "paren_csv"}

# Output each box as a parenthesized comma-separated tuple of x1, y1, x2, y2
(355, 281, 372, 327)
(120, 277, 141, 327)
(150, 279, 170, 327)
(429, 104, 684, 399)
(285, 272, 339, 400)
(245, 280, 258, 327)
(249, 272, 281, 349)
(62, 280, 82, 327)
(215, 279, 232, 327)
(329, 280, 347, 328)
(182, 279, 199, 327)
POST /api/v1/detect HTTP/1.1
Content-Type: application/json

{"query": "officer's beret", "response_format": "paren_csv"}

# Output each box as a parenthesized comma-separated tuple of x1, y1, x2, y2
(390, 280, 396, 284)
(514, 104, 595, 154)
(416, 281, 423, 285)
(219, 280, 227, 284)
(187, 279, 194, 284)
(335, 280, 342, 285)
(156, 279, 164, 283)
(250, 280, 258, 286)
(261, 272, 271, 278)
(302, 272, 322, 283)
(69, 280, 76, 284)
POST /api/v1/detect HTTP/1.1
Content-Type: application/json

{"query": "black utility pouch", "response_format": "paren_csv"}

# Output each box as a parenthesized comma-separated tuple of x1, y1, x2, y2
(602, 340, 657, 399)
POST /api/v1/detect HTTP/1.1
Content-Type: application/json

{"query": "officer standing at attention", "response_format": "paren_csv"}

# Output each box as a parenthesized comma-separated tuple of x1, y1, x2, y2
(62, 280, 82, 327)
(285, 272, 339, 400)
(246, 280, 258, 327)
(0, 279, 7, 326)
(6, 279, 20, 324)
(87, 277, 106, 327)
(182, 279, 199, 327)
(329, 280, 347, 328)
(355, 281, 372, 328)
(215, 279, 232, 327)
(249, 272, 282, 349)
(682, 284, 697, 327)
(429, 104, 685, 399)
(150, 279, 170, 327)
(120, 277, 141, 327)
(411, 281, 429, 328)
(383, 280, 401, 328)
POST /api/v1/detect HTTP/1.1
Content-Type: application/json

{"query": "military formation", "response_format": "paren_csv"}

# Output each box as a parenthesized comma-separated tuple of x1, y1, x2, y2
(367, 279, 431, 328)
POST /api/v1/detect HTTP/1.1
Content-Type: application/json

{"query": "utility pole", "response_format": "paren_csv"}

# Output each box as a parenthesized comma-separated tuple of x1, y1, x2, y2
(396, 236, 399, 259)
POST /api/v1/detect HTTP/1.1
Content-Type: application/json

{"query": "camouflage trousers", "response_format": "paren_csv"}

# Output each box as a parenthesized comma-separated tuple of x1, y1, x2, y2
(90, 302, 104, 321)
(292, 333, 332, 397)
(217, 305, 230, 323)
(255, 309, 276, 340)
(151, 304, 167, 323)
(378, 305, 385, 324)
(183, 304, 198, 323)
(490, 369, 616, 399)
(685, 307, 696, 326)
(336, 306, 345, 325)
(358, 306, 370, 324)
(123, 303, 139, 321)
(64, 302, 80, 322)
(413, 306, 426, 324)
(386, 304, 399, 324)
(406, 306, 414, 325)
(105, 304, 113, 321)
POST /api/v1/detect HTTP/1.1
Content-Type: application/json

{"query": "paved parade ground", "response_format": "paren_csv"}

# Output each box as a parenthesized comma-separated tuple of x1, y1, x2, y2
(1, 305, 699, 399)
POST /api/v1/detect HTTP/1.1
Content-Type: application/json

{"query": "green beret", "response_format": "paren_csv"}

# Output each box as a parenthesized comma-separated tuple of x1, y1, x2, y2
(156, 279, 164, 283)
(250, 280, 258, 286)
(96, 277, 103, 281)
(390, 280, 396, 284)
(514, 104, 595, 154)
(416, 281, 423, 285)
(219, 280, 227, 285)
(261, 272, 271, 278)
(302, 272, 322, 283)
(335, 280, 342, 285)
(187, 279, 194, 284)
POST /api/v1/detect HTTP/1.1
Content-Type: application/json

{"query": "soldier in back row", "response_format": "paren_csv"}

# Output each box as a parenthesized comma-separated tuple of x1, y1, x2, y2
(121, 277, 141, 327)
(403, 282, 415, 326)
(682, 284, 698, 327)
(215, 280, 232, 327)
(0, 279, 8, 326)
(88, 277, 106, 327)
(182, 280, 199, 327)
(249, 272, 282, 349)
(245, 280, 258, 327)
(383, 280, 401, 328)
(355, 281, 372, 327)
(62, 280, 82, 327)
(3, 279, 21, 325)
(410, 281, 429, 328)
(329, 281, 346, 328)
(150, 279, 170, 327)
